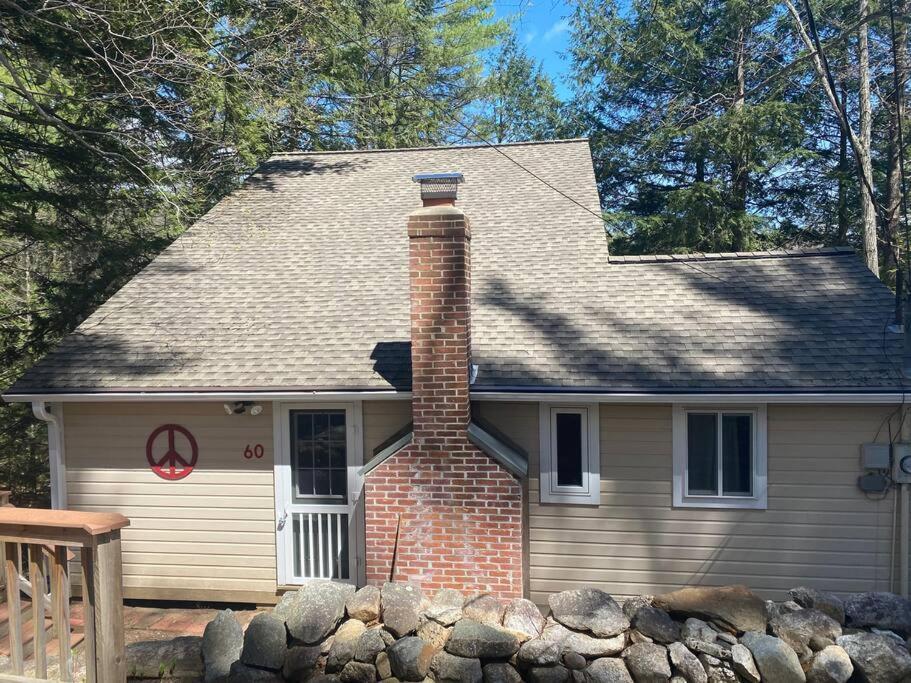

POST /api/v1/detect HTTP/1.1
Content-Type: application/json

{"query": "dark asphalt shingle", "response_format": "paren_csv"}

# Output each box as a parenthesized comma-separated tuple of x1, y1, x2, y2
(6, 139, 904, 395)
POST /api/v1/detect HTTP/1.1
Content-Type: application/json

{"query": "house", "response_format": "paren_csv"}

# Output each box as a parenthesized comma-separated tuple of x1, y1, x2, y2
(3, 139, 907, 606)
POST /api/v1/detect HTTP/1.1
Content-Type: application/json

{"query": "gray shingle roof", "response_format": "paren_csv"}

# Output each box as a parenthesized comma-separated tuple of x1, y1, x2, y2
(6, 139, 904, 396)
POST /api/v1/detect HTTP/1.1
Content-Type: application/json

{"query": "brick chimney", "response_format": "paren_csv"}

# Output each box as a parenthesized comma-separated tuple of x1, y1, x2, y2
(362, 174, 523, 597)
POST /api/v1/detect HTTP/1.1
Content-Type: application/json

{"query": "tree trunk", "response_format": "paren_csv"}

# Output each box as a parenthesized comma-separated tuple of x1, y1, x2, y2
(885, 0, 909, 284)
(838, 85, 849, 244)
(730, 24, 749, 252)
(858, 0, 879, 273)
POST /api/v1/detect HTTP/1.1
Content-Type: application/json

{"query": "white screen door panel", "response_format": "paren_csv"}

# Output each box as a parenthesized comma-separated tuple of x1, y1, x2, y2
(275, 403, 361, 584)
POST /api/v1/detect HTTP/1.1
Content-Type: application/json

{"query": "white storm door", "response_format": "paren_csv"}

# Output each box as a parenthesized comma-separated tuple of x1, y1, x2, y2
(275, 403, 361, 584)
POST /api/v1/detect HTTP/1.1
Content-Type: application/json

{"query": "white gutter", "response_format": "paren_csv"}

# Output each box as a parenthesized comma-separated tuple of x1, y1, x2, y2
(5, 390, 907, 405)
(5, 390, 411, 403)
(31, 401, 66, 509)
(472, 391, 908, 405)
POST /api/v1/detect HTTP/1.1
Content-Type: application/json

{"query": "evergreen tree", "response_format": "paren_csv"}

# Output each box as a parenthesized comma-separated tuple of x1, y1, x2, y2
(0, 0, 503, 502)
(572, 0, 814, 254)
(476, 33, 564, 143)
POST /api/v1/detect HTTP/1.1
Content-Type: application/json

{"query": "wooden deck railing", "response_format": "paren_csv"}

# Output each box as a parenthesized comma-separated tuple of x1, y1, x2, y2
(0, 504, 129, 682)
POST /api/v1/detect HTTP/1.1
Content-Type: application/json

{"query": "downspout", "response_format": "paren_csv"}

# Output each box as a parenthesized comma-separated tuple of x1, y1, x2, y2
(31, 401, 66, 509)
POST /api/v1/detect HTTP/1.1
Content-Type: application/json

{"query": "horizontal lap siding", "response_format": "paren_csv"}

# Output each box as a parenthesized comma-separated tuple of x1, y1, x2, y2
(476, 402, 897, 605)
(363, 401, 412, 455)
(63, 402, 277, 603)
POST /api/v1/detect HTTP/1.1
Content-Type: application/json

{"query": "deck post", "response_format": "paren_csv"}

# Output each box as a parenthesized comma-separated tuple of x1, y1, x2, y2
(86, 531, 125, 681)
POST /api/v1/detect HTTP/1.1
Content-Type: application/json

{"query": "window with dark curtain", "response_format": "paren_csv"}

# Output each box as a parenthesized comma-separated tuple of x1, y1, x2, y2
(687, 413, 718, 495)
(722, 414, 752, 495)
(555, 412, 583, 487)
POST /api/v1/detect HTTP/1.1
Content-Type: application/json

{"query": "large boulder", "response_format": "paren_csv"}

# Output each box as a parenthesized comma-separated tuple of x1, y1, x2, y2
(667, 642, 707, 683)
(622, 597, 653, 621)
(788, 587, 845, 625)
(843, 592, 911, 635)
(432, 650, 484, 683)
(354, 627, 387, 663)
(622, 642, 671, 683)
(446, 619, 520, 659)
(387, 636, 436, 681)
(346, 585, 382, 623)
(519, 639, 564, 666)
(653, 586, 767, 634)
(277, 581, 355, 644)
(376, 652, 392, 679)
(382, 583, 425, 637)
(417, 619, 453, 651)
(427, 589, 466, 626)
(542, 622, 626, 657)
(503, 598, 546, 639)
(326, 618, 368, 672)
(464, 594, 505, 627)
(127, 636, 203, 680)
(483, 662, 523, 683)
(526, 665, 571, 682)
(806, 645, 853, 683)
(632, 607, 680, 644)
(836, 632, 911, 682)
(339, 661, 376, 683)
(226, 661, 284, 682)
(203, 609, 243, 682)
(282, 645, 321, 681)
(564, 651, 587, 670)
(240, 613, 287, 672)
(680, 619, 716, 643)
(566, 632, 627, 659)
(740, 632, 805, 683)
(584, 658, 634, 683)
(549, 589, 630, 638)
(729, 644, 759, 683)
(770, 608, 841, 660)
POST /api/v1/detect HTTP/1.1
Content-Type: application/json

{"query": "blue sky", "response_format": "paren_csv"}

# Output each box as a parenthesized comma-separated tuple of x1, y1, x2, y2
(493, 0, 574, 96)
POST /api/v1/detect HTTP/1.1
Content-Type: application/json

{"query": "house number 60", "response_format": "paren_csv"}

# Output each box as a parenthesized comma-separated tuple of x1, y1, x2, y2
(244, 444, 264, 459)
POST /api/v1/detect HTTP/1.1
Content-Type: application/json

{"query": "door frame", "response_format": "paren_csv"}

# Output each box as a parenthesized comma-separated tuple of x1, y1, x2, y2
(273, 401, 365, 586)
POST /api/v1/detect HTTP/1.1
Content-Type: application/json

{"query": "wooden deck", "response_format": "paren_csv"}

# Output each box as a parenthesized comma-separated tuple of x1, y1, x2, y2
(0, 598, 260, 679)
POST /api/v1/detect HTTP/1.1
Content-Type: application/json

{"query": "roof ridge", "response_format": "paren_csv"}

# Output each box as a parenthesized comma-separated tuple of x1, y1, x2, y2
(267, 138, 590, 157)
(609, 246, 857, 264)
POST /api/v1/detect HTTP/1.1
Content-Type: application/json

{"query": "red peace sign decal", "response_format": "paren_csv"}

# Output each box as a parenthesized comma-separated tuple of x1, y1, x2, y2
(146, 424, 198, 481)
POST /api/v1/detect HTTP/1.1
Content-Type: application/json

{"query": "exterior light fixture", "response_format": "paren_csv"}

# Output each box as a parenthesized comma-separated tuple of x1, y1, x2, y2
(224, 401, 261, 415)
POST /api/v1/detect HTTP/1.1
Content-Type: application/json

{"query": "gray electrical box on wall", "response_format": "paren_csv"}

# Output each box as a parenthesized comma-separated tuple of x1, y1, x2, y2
(862, 443, 891, 470)
(893, 443, 911, 484)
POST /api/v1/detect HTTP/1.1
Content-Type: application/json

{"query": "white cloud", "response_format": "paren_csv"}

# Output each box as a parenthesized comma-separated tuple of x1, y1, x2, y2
(543, 18, 570, 41)
(524, 30, 538, 43)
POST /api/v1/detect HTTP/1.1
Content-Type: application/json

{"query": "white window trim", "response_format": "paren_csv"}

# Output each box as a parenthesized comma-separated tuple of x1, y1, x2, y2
(672, 404, 768, 509)
(539, 403, 600, 505)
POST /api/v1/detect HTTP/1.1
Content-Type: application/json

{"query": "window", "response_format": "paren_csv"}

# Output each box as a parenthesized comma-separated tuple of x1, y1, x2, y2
(673, 405, 767, 509)
(539, 404, 600, 505)
(290, 409, 348, 501)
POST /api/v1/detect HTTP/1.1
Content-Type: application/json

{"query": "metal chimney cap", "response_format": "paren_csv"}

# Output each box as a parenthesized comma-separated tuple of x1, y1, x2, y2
(412, 172, 465, 183)
(412, 172, 465, 202)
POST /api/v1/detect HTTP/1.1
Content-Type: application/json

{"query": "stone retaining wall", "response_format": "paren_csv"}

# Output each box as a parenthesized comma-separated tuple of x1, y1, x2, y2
(129, 582, 911, 682)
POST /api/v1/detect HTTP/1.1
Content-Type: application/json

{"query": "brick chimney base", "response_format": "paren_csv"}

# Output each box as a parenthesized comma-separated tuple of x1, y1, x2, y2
(364, 439, 523, 597)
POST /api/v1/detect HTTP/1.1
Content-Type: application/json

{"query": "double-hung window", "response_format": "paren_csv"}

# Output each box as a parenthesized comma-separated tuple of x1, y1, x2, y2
(539, 404, 600, 505)
(672, 405, 767, 509)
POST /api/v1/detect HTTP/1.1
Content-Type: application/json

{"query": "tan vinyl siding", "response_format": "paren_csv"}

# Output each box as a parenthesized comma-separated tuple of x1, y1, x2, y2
(363, 400, 412, 454)
(62, 399, 412, 602)
(63, 401, 277, 603)
(477, 401, 897, 605)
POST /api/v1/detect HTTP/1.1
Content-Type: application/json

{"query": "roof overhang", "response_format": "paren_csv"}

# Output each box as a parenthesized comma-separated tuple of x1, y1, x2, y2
(4, 389, 907, 405)
(2, 390, 411, 403)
